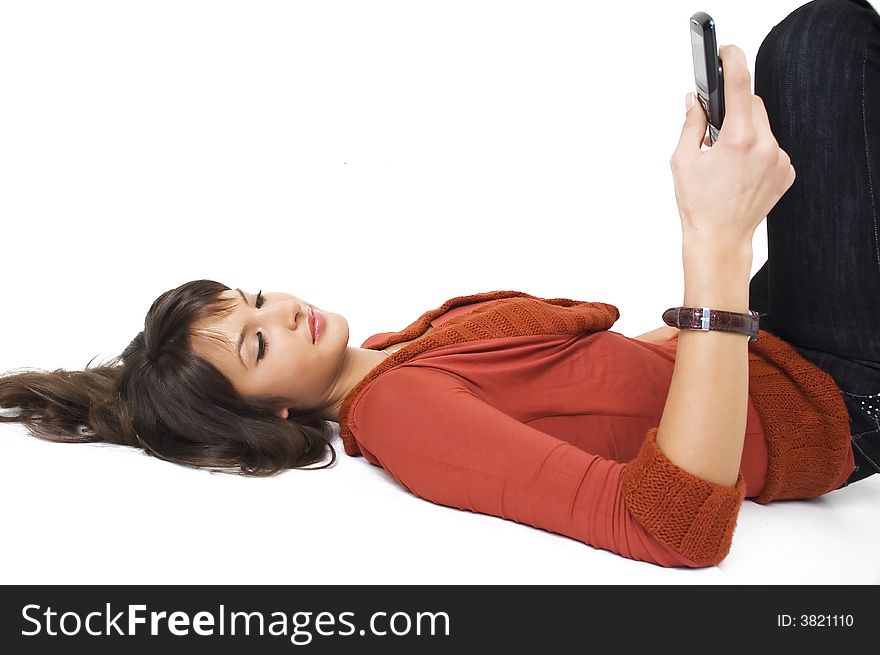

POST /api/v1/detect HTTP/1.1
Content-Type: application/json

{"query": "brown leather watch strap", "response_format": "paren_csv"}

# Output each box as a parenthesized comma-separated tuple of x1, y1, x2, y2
(662, 307, 760, 341)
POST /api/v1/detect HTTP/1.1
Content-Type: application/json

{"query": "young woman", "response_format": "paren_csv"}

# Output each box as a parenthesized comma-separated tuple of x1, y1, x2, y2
(2, 0, 878, 568)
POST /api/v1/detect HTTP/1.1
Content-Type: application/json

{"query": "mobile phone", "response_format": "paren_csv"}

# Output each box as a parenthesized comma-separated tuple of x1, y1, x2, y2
(690, 12, 725, 144)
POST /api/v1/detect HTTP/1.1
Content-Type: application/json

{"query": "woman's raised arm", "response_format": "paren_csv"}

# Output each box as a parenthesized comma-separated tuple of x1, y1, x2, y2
(654, 44, 796, 487)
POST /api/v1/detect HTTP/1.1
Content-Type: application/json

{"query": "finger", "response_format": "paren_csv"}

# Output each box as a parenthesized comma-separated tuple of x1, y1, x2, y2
(703, 134, 712, 148)
(673, 91, 709, 163)
(751, 94, 779, 144)
(718, 45, 754, 141)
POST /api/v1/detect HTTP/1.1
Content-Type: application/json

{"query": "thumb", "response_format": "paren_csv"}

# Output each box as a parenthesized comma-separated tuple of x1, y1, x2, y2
(673, 91, 709, 162)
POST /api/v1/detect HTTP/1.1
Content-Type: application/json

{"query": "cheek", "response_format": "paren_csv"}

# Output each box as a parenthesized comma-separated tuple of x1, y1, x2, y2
(278, 346, 322, 389)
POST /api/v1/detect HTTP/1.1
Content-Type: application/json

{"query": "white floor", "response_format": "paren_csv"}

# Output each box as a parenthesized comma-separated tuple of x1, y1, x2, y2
(1, 421, 877, 585)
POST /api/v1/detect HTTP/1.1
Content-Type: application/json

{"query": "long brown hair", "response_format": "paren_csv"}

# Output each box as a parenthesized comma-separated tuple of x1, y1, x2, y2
(0, 279, 336, 475)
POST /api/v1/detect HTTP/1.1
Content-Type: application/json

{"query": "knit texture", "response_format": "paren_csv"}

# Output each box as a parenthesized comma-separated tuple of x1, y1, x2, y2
(339, 290, 853, 507)
(620, 427, 747, 567)
(744, 331, 852, 503)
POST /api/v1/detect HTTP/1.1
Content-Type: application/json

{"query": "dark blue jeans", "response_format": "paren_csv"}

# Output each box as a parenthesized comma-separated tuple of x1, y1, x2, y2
(747, 0, 880, 486)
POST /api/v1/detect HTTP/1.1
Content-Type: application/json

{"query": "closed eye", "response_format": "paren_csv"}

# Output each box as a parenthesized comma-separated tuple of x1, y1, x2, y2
(255, 290, 269, 362)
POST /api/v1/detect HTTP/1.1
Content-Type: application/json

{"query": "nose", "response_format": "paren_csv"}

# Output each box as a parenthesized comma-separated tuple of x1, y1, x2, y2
(284, 302, 301, 330)
(293, 303, 309, 332)
(268, 300, 305, 331)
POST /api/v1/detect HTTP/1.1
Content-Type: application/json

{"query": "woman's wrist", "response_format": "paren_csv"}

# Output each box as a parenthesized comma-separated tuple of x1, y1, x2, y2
(681, 228, 753, 265)
(681, 237, 753, 312)
(682, 272, 750, 312)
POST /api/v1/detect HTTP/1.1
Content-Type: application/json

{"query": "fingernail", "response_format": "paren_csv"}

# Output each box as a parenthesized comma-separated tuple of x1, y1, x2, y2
(686, 91, 695, 111)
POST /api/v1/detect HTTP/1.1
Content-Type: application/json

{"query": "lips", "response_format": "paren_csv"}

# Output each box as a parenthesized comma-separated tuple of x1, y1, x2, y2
(308, 307, 323, 344)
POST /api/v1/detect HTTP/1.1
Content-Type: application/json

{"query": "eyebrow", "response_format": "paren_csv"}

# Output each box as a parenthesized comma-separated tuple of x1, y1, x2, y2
(235, 288, 249, 369)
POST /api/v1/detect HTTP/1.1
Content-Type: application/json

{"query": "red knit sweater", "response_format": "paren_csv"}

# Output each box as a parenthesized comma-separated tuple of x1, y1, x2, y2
(337, 290, 855, 567)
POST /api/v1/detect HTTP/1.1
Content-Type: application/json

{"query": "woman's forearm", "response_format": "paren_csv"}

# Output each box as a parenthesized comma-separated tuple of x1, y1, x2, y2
(654, 240, 753, 487)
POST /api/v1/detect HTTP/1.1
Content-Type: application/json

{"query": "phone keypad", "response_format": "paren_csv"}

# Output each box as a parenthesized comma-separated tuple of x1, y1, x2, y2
(697, 94, 710, 116)
(697, 94, 720, 143)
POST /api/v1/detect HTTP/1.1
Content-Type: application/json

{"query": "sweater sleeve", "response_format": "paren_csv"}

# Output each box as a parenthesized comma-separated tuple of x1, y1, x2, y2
(350, 367, 747, 568)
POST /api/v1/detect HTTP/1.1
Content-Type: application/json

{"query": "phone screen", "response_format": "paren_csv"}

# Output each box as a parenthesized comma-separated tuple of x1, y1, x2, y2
(691, 30, 708, 92)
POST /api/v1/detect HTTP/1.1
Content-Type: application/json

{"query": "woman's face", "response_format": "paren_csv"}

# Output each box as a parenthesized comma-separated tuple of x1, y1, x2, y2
(189, 288, 349, 417)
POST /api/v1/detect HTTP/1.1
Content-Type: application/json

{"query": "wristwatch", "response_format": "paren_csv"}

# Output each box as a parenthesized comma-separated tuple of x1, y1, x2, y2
(662, 306, 760, 342)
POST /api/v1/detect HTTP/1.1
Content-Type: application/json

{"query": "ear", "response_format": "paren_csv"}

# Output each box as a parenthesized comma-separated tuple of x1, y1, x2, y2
(277, 407, 289, 420)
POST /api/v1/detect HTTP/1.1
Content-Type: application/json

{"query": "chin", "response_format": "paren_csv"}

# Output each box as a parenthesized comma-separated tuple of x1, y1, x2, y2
(320, 310, 349, 347)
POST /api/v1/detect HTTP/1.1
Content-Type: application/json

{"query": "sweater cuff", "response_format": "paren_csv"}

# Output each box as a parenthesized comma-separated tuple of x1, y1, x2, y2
(621, 427, 747, 567)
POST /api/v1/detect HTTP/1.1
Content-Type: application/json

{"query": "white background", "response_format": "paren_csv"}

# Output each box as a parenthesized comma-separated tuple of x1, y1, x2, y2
(1, 0, 878, 584)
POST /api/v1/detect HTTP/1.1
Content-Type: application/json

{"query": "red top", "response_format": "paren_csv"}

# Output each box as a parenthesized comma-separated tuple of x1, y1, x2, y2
(338, 291, 855, 568)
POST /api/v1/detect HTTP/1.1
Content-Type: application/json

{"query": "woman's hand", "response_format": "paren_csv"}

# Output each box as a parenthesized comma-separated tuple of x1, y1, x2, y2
(632, 325, 679, 344)
(670, 44, 796, 249)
